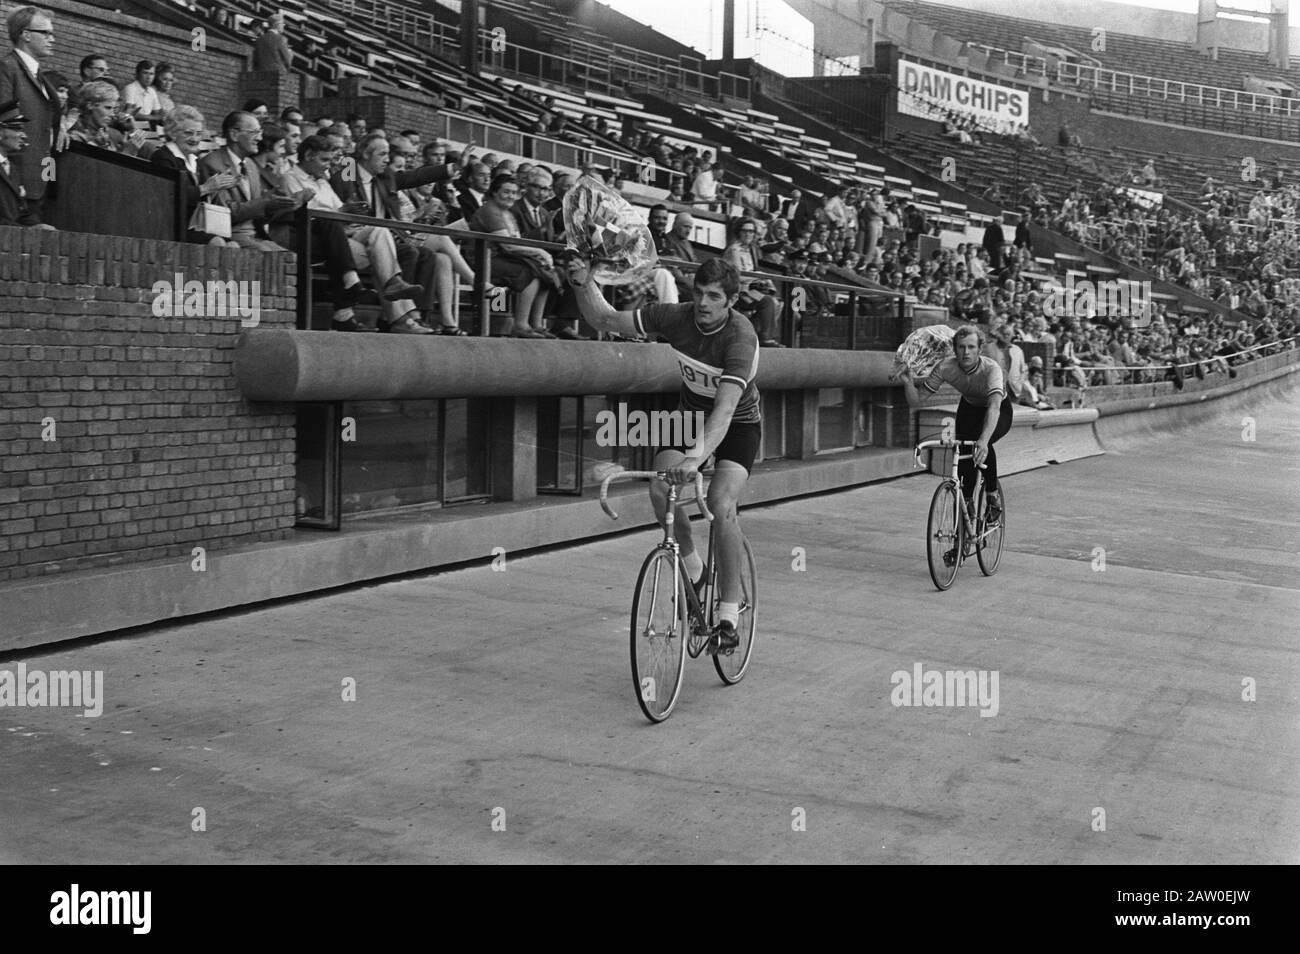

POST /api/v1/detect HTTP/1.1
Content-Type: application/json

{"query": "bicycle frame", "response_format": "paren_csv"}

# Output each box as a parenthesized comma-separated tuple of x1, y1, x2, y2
(601, 469, 714, 622)
(914, 439, 991, 540)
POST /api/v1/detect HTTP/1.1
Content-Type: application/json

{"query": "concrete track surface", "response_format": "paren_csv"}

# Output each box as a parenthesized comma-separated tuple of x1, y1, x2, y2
(2, 385, 1296, 864)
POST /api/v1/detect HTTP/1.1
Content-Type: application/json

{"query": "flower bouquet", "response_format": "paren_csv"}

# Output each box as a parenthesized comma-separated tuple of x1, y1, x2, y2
(561, 174, 658, 286)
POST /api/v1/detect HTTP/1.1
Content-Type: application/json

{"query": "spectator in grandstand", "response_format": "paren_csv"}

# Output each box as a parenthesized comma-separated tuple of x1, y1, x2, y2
(903, 202, 927, 247)
(68, 81, 144, 155)
(242, 98, 270, 121)
(458, 161, 491, 220)
(860, 187, 885, 265)
(152, 63, 175, 116)
(253, 12, 294, 72)
(122, 60, 162, 125)
(151, 104, 236, 245)
(656, 209, 698, 302)
(281, 134, 426, 332)
(1138, 158, 1158, 187)
(691, 157, 719, 211)
(420, 139, 447, 168)
(737, 175, 765, 218)
(470, 174, 557, 338)
(1, 6, 60, 217)
(981, 214, 1006, 274)
(0, 97, 51, 228)
(252, 124, 289, 193)
(346, 113, 367, 143)
(821, 185, 852, 230)
(199, 110, 295, 252)
(383, 137, 485, 335)
(281, 106, 304, 126)
(281, 118, 302, 166)
(78, 53, 108, 86)
(723, 217, 782, 347)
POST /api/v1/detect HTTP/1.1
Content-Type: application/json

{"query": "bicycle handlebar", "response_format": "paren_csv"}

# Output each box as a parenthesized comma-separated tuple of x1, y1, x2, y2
(599, 470, 712, 522)
(914, 439, 987, 470)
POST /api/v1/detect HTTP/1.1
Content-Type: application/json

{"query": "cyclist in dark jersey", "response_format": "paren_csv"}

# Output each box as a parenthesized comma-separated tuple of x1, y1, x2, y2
(902, 324, 1011, 524)
(568, 256, 759, 654)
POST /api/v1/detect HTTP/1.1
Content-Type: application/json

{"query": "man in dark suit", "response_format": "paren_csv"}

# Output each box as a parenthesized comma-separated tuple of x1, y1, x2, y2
(981, 213, 1006, 275)
(0, 98, 51, 228)
(457, 160, 490, 221)
(252, 13, 293, 72)
(199, 110, 296, 250)
(340, 134, 459, 331)
(0, 7, 61, 217)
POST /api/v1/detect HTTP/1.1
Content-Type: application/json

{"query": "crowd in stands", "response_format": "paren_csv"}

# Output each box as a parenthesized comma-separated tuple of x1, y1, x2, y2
(0, 4, 1295, 385)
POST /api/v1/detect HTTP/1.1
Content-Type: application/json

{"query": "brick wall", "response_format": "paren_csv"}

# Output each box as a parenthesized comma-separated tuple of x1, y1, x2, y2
(0, 0, 250, 131)
(0, 226, 297, 582)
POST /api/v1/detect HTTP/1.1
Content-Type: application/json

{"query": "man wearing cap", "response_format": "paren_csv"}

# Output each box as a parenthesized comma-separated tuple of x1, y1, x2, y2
(0, 98, 50, 227)
(0, 7, 61, 218)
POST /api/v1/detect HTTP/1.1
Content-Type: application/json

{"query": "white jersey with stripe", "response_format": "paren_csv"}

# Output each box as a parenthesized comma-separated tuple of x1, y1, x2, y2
(634, 303, 762, 425)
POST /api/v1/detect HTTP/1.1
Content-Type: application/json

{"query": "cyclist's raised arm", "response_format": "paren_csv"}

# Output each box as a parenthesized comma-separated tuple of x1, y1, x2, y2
(567, 259, 639, 338)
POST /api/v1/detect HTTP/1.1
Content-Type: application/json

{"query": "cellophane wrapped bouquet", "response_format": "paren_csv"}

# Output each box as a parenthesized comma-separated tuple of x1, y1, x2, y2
(893, 324, 956, 380)
(561, 174, 658, 286)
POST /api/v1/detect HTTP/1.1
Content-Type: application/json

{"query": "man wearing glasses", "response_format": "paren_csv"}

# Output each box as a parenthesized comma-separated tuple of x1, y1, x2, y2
(0, 7, 61, 218)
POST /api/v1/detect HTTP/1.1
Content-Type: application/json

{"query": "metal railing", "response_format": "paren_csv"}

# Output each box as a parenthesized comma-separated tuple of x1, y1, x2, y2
(294, 206, 904, 350)
(1059, 61, 1300, 114)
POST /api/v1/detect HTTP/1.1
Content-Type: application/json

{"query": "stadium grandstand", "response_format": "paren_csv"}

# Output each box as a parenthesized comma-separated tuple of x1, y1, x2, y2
(2, 0, 1298, 649)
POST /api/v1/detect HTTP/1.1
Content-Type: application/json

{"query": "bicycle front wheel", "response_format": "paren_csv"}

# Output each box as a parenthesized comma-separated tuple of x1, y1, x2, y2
(630, 548, 688, 723)
(926, 481, 962, 591)
(976, 482, 1005, 576)
(714, 535, 757, 685)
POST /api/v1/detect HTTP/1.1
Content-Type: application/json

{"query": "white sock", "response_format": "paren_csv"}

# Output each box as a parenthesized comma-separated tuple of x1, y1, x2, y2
(718, 601, 740, 626)
(683, 551, 704, 583)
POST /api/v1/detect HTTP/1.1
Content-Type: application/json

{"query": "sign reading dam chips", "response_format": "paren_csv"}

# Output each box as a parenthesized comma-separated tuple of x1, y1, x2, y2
(897, 60, 1030, 129)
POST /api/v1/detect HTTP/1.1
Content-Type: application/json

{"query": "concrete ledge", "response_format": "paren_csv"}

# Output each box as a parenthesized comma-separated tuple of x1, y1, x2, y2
(233, 330, 900, 401)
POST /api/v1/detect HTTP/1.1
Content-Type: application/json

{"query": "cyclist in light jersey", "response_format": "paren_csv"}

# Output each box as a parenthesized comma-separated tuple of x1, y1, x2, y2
(903, 324, 1012, 523)
(568, 256, 759, 654)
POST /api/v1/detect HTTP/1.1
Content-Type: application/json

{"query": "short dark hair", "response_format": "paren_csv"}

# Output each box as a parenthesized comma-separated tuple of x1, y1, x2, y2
(486, 174, 517, 199)
(257, 124, 285, 155)
(242, 98, 268, 114)
(280, 106, 303, 123)
(693, 257, 740, 298)
(400, 128, 418, 138)
(345, 112, 365, 125)
(649, 203, 669, 216)
(298, 133, 334, 161)
(153, 62, 174, 81)
(135, 59, 154, 74)
(79, 53, 106, 76)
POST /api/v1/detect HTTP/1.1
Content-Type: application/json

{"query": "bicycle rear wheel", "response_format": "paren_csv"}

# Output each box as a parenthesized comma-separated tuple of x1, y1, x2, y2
(926, 481, 962, 591)
(976, 482, 1005, 576)
(714, 535, 757, 685)
(630, 548, 688, 723)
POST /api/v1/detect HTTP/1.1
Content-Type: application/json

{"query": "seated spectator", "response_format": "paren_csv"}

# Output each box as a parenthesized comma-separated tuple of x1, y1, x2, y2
(469, 174, 555, 338)
(45, 71, 70, 113)
(150, 105, 235, 245)
(69, 81, 145, 155)
(78, 53, 109, 87)
(281, 133, 429, 332)
(153, 63, 176, 116)
(658, 209, 699, 302)
(458, 161, 491, 220)
(122, 60, 163, 125)
(199, 110, 294, 252)
(0, 98, 53, 229)
(723, 217, 782, 346)
(242, 98, 270, 121)
(737, 175, 765, 217)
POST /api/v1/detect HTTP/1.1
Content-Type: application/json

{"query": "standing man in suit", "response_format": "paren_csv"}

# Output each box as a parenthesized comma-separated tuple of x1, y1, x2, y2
(0, 98, 51, 228)
(253, 13, 293, 72)
(0, 7, 60, 219)
(199, 110, 295, 251)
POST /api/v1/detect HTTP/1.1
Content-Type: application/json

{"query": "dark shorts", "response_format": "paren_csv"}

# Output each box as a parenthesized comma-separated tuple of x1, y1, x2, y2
(661, 420, 762, 474)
